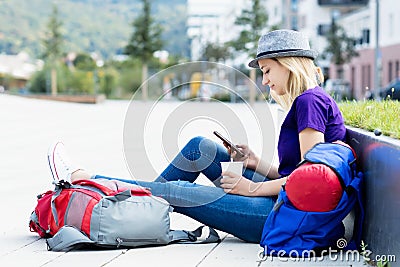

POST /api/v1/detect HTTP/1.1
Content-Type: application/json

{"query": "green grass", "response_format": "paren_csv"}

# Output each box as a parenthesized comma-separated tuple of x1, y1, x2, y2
(338, 100, 400, 139)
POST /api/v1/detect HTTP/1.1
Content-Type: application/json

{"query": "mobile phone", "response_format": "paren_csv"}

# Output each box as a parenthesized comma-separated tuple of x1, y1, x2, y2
(213, 131, 246, 157)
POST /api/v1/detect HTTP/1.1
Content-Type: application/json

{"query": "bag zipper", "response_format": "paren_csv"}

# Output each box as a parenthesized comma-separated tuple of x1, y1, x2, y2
(116, 237, 159, 247)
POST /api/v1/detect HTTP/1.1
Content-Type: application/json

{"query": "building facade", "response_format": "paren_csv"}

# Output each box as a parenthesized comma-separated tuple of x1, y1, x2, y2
(270, 0, 400, 99)
(0, 52, 43, 91)
(334, 0, 400, 99)
(186, 0, 400, 100)
(187, 0, 248, 61)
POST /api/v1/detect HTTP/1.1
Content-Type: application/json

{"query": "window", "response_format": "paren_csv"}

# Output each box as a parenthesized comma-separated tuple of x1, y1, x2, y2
(351, 66, 355, 98)
(361, 65, 366, 91)
(318, 0, 368, 5)
(291, 0, 298, 12)
(389, 61, 393, 82)
(292, 16, 298, 30)
(337, 69, 344, 79)
(318, 24, 331, 36)
(367, 65, 371, 90)
(362, 65, 371, 91)
(362, 29, 370, 44)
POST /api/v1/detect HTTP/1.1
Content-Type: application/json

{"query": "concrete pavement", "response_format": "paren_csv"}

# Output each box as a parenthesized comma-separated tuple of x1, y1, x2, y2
(0, 94, 366, 266)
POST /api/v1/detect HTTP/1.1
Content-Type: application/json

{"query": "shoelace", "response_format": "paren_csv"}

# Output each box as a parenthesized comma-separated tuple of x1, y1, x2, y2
(55, 150, 72, 181)
(57, 151, 71, 171)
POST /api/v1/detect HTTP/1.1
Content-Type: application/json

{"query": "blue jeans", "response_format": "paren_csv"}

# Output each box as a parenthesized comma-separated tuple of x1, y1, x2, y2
(94, 137, 276, 243)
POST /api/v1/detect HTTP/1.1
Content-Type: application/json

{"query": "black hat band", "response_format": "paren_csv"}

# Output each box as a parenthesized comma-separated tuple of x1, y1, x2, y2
(256, 48, 302, 58)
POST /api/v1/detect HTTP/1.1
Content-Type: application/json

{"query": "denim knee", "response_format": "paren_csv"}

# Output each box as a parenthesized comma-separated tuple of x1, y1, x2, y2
(187, 136, 205, 147)
(181, 136, 202, 161)
(184, 136, 219, 161)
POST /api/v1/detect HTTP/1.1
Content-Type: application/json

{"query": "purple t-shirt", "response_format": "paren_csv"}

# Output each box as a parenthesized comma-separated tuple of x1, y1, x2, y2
(277, 86, 346, 177)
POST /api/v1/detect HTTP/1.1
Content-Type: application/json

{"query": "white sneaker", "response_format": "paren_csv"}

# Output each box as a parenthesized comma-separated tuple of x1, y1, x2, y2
(47, 141, 79, 183)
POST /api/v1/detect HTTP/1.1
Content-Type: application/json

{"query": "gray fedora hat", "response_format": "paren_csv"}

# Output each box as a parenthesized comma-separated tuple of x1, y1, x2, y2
(248, 29, 318, 68)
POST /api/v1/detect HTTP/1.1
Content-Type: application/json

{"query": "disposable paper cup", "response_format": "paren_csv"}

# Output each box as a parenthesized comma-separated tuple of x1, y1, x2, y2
(221, 161, 243, 177)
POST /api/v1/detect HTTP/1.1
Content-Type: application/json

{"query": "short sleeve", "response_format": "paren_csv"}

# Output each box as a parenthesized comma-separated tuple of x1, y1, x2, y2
(295, 92, 328, 134)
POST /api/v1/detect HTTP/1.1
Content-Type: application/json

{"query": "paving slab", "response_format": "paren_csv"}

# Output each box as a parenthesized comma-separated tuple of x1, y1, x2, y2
(198, 235, 262, 267)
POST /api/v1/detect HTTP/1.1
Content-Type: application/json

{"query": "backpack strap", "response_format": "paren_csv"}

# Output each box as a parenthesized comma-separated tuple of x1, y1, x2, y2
(345, 171, 365, 250)
(170, 225, 221, 244)
(50, 182, 105, 228)
(47, 225, 220, 251)
(46, 225, 94, 251)
(73, 179, 152, 196)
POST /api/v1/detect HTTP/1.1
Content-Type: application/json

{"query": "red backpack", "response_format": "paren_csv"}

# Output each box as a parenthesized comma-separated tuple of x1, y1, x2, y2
(29, 179, 220, 251)
(29, 179, 151, 238)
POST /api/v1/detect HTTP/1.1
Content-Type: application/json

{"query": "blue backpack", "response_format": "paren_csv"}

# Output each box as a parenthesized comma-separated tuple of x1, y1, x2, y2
(260, 142, 364, 256)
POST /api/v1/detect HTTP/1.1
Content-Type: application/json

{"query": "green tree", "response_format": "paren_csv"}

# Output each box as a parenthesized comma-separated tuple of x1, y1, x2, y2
(201, 43, 230, 62)
(42, 4, 64, 96)
(324, 20, 359, 76)
(28, 68, 48, 94)
(228, 0, 268, 59)
(73, 53, 96, 71)
(227, 0, 269, 104)
(98, 68, 118, 98)
(125, 0, 163, 100)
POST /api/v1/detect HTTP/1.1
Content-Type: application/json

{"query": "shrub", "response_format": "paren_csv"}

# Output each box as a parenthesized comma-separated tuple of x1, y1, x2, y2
(65, 70, 95, 94)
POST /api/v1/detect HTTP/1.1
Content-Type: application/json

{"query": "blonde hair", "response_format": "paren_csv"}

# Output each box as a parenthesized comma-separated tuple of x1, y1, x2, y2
(270, 57, 324, 110)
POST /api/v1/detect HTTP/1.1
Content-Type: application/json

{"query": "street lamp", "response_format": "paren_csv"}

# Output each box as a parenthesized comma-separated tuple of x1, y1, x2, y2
(373, 0, 381, 99)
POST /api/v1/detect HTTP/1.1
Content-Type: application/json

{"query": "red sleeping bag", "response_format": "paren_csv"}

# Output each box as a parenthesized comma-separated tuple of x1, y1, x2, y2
(285, 162, 343, 212)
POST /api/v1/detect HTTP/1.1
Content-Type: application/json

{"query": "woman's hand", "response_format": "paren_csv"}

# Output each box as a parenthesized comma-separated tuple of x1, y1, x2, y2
(223, 143, 260, 171)
(225, 144, 277, 178)
(230, 144, 259, 170)
(220, 171, 258, 196)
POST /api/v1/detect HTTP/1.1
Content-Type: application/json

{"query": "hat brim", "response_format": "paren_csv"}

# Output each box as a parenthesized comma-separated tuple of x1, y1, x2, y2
(248, 50, 318, 68)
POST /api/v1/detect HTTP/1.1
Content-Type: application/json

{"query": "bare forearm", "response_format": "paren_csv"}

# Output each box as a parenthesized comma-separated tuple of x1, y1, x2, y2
(250, 177, 287, 197)
(254, 157, 280, 179)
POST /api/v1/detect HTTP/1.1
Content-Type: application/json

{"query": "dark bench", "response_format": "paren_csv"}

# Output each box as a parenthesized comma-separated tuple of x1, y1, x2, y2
(346, 126, 400, 263)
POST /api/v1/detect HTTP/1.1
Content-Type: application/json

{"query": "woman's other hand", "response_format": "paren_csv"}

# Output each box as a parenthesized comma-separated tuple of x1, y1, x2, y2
(220, 171, 258, 196)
